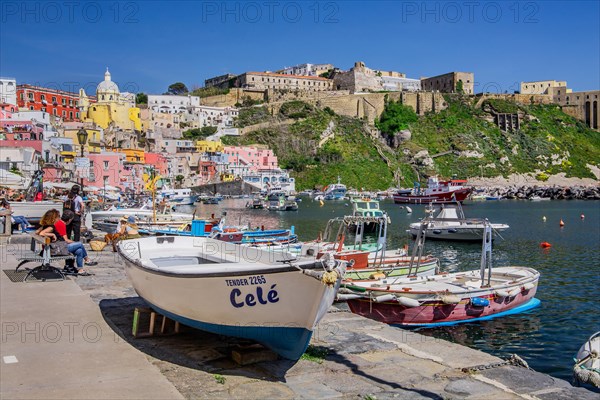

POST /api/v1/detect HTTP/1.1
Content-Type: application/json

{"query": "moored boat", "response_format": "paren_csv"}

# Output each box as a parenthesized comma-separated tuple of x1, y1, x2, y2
(393, 176, 472, 204)
(323, 177, 347, 200)
(341, 222, 541, 327)
(572, 331, 600, 390)
(408, 202, 509, 241)
(117, 236, 347, 359)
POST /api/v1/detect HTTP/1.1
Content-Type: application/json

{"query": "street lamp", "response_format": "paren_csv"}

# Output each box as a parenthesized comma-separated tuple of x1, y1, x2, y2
(76, 127, 88, 191)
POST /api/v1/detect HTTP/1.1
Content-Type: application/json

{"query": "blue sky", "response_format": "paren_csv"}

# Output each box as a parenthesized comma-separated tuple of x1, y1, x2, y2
(1, 1, 598, 94)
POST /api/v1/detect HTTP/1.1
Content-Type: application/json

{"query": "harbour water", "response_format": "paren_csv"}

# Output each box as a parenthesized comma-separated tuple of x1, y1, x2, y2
(178, 198, 599, 382)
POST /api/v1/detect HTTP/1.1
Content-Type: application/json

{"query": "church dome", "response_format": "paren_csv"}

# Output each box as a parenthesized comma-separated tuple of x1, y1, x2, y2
(96, 68, 119, 95)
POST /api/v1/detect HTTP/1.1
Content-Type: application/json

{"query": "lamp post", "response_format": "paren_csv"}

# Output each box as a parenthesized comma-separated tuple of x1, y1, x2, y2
(76, 127, 88, 192)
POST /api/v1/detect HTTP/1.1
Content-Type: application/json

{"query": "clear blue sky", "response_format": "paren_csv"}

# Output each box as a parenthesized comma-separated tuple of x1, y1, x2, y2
(1, 1, 598, 94)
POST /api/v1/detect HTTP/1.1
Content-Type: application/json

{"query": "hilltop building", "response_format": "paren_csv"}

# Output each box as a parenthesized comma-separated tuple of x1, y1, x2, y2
(79, 69, 141, 131)
(333, 62, 420, 93)
(421, 72, 474, 94)
(16, 84, 84, 121)
(204, 73, 237, 89)
(520, 80, 569, 95)
(236, 72, 333, 91)
(0, 77, 17, 109)
(278, 63, 334, 77)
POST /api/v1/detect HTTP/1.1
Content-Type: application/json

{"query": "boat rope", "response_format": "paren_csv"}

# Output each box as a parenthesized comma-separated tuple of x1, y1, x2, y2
(573, 353, 600, 389)
(461, 354, 530, 373)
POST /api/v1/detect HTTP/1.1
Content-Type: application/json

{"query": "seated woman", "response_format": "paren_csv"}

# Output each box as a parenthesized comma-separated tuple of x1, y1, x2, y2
(36, 209, 97, 274)
(0, 198, 32, 233)
(117, 216, 141, 240)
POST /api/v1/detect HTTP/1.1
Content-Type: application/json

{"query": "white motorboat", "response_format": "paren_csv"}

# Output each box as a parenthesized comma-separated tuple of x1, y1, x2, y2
(408, 202, 509, 241)
(91, 204, 194, 232)
(117, 236, 347, 360)
(9, 201, 63, 222)
(157, 188, 197, 205)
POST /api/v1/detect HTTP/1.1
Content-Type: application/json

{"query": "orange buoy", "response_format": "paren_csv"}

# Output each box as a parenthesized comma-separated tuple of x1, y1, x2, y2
(540, 242, 552, 248)
(559, 219, 565, 227)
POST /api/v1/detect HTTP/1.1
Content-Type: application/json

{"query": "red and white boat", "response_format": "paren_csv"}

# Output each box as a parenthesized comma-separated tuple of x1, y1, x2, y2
(339, 223, 541, 327)
(393, 176, 471, 204)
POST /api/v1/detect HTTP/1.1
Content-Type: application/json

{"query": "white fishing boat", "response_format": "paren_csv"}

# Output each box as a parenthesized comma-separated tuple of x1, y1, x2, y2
(573, 331, 600, 390)
(91, 203, 194, 232)
(323, 177, 347, 200)
(340, 222, 541, 327)
(117, 236, 347, 359)
(408, 202, 509, 241)
(9, 201, 63, 222)
(157, 188, 196, 205)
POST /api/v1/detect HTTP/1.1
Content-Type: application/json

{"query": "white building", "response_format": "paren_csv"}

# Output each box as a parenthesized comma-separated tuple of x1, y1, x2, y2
(280, 63, 334, 77)
(148, 94, 201, 114)
(0, 77, 17, 106)
(181, 105, 239, 128)
(0, 147, 41, 177)
(381, 76, 421, 92)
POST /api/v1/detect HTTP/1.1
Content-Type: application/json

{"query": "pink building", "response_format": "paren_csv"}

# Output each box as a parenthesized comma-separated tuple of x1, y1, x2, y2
(223, 145, 278, 176)
(145, 152, 169, 176)
(84, 152, 128, 190)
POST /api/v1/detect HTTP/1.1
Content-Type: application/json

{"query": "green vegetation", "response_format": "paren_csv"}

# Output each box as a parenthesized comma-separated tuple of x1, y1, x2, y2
(227, 94, 599, 189)
(213, 374, 226, 384)
(234, 95, 263, 108)
(167, 82, 188, 95)
(189, 86, 230, 98)
(234, 106, 272, 128)
(135, 92, 148, 105)
(182, 126, 217, 139)
(300, 345, 329, 364)
(375, 100, 418, 138)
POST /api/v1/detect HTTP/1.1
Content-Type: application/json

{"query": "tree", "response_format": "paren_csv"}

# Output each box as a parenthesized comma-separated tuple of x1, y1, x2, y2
(375, 100, 418, 137)
(175, 174, 184, 188)
(136, 92, 148, 104)
(167, 82, 188, 95)
(182, 126, 218, 139)
(456, 80, 464, 94)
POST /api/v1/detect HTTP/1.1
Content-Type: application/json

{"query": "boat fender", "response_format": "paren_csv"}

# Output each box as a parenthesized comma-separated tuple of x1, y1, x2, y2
(471, 297, 490, 307)
(433, 229, 442, 234)
(447, 229, 458, 234)
(440, 294, 462, 304)
(522, 282, 535, 291)
(397, 296, 420, 307)
(507, 287, 521, 297)
(369, 272, 386, 280)
(336, 294, 364, 301)
(560, 219, 565, 227)
(494, 289, 510, 298)
(373, 294, 396, 303)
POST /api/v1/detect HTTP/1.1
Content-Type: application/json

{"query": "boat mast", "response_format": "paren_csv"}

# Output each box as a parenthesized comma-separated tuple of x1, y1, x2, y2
(480, 221, 493, 287)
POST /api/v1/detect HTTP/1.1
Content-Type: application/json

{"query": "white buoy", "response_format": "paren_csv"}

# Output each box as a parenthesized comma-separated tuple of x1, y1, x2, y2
(374, 294, 396, 303)
(397, 296, 420, 307)
(542, 216, 547, 222)
(440, 294, 462, 304)
(406, 206, 413, 214)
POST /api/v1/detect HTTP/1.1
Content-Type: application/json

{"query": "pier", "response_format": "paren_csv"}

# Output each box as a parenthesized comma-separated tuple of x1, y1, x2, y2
(1, 235, 597, 399)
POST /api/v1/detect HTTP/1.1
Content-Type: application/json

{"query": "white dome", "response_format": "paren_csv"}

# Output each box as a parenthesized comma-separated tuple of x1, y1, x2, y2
(96, 68, 119, 95)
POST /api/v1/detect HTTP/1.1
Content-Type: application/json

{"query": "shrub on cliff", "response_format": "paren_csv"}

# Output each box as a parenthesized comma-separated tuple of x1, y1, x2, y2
(279, 101, 315, 119)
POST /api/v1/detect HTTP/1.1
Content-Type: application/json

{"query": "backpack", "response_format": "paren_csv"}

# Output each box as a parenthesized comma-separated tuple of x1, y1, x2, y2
(63, 197, 75, 212)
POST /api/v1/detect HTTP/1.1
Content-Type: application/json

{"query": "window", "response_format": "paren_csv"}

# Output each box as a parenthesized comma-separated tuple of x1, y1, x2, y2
(62, 98, 66, 105)
(41, 94, 46, 101)
(104, 161, 109, 170)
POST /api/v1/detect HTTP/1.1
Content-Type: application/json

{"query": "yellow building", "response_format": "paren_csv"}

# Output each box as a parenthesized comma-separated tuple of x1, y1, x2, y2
(63, 127, 103, 153)
(196, 140, 224, 153)
(79, 69, 141, 131)
(113, 148, 145, 163)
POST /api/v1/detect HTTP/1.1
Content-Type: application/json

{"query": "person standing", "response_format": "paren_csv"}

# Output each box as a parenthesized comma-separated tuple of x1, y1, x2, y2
(64, 185, 84, 241)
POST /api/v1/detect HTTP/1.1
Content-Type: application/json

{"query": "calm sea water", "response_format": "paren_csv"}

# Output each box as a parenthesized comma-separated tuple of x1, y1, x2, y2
(179, 198, 600, 382)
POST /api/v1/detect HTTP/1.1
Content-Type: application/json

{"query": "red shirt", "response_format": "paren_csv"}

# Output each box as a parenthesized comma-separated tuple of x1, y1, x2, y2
(54, 220, 67, 239)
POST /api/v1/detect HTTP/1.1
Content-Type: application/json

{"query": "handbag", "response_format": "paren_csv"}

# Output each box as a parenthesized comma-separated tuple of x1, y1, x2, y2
(49, 241, 70, 256)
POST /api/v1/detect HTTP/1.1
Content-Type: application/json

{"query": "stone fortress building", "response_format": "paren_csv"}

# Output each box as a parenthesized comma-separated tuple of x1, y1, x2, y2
(420, 72, 474, 94)
(333, 61, 421, 93)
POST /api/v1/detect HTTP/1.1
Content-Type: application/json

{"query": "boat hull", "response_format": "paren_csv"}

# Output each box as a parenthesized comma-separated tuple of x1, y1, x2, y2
(393, 188, 471, 204)
(346, 267, 540, 326)
(408, 224, 509, 241)
(118, 237, 341, 359)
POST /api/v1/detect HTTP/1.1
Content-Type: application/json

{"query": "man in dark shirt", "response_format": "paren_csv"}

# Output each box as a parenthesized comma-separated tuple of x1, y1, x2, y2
(65, 185, 85, 241)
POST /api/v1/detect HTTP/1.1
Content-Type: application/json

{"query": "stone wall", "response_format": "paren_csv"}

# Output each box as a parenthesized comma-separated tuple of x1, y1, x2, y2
(553, 90, 599, 131)
(199, 89, 266, 107)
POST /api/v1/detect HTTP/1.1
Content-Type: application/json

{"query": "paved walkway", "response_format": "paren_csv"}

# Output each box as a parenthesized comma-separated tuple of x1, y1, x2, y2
(1, 235, 597, 399)
(0, 240, 183, 400)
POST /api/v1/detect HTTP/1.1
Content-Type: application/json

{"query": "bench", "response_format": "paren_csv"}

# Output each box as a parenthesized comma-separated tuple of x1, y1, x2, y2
(15, 234, 76, 281)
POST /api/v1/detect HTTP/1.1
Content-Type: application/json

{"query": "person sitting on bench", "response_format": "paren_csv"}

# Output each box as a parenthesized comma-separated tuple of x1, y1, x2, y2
(36, 209, 97, 273)
(0, 198, 32, 233)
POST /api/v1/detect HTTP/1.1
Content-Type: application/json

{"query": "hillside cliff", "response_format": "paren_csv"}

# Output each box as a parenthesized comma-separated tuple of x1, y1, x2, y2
(225, 97, 600, 190)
